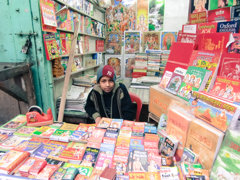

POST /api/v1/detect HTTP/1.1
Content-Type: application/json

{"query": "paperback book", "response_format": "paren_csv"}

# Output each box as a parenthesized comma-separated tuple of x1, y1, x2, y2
(0, 136, 30, 152)
(110, 119, 123, 129)
(95, 153, 113, 170)
(43, 34, 60, 60)
(80, 147, 100, 167)
(131, 150, 148, 172)
(13, 140, 43, 156)
(89, 128, 106, 143)
(35, 143, 66, 159)
(97, 118, 113, 128)
(70, 130, 91, 143)
(160, 135, 179, 157)
(13, 126, 37, 137)
(62, 163, 93, 177)
(1, 115, 26, 130)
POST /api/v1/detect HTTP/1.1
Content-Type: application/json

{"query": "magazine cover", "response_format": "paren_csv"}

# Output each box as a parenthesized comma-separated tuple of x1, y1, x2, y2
(105, 55, 122, 79)
(131, 150, 148, 172)
(106, 32, 122, 55)
(43, 34, 60, 60)
(160, 32, 178, 50)
(124, 31, 141, 54)
(142, 32, 160, 52)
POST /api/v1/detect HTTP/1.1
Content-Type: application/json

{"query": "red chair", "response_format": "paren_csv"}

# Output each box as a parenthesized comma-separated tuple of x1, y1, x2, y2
(129, 92, 142, 122)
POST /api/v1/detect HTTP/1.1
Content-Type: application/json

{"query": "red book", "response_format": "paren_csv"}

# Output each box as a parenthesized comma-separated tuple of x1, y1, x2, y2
(163, 42, 196, 74)
(189, 11, 207, 24)
(114, 147, 129, 156)
(59, 147, 85, 161)
(30, 137, 49, 144)
(208, 7, 231, 22)
(122, 120, 134, 127)
(218, 52, 240, 76)
(89, 128, 106, 143)
(102, 137, 117, 145)
(99, 167, 116, 180)
(133, 122, 145, 127)
(147, 149, 159, 156)
(36, 164, 58, 179)
(177, 32, 197, 44)
(48, 140, 68, 147)
(43, 34, 60, 61)
(87, 141, 101, 149)
(60, 32, 67, 55)
(197, 32, 230, 53)
(28, 158, 47, 176)
(144, 140, 158, 150)
(132, 72, 147, 78)
(197, 22, 218, 34)
(96, 40, 105, 52)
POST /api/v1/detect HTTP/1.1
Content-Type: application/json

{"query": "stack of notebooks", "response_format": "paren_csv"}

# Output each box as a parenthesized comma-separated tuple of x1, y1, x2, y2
(147, 53, 161, 76)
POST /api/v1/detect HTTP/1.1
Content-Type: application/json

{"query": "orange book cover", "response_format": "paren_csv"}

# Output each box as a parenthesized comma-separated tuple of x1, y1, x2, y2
(166, 109, 192, 158)
(129, 172, 147, 180)
(122, 120, 134, 127)
(146, 172, 160, 180)
(185, 119, 224, 171)
(116, 136, 130, 149)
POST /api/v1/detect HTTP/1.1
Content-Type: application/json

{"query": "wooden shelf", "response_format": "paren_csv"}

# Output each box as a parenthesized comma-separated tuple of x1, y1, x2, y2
(53, 64, 102, 81)
(54, 0, 106, 24)
(57, 28, 106, 39)
(60, 51, 106, 58)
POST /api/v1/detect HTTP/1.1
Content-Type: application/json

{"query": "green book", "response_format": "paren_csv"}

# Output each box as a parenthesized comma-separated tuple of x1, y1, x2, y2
(177, 66, 211, 101)
(0, 114, 27, 130)
(32, 126, 58, 138)
(210, 130, 240, 180)
(62, 163, 93, 177)
(50, 129, 74, 142)
(13, 126, 38, 137)
(209, 0, 235, 10)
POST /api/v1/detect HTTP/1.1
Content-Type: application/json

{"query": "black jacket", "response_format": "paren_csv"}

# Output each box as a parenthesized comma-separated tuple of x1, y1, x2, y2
(85, 83, 135, 122)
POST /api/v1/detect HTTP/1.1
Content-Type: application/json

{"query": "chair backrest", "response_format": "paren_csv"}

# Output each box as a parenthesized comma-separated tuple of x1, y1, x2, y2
(129, 92, 142, 122)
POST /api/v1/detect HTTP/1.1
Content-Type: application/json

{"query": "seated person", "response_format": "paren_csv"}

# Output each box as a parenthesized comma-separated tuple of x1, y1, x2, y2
(85, 65, 135, 124)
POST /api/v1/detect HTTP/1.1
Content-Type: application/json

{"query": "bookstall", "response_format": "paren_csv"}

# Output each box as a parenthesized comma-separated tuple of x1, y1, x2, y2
(2, 0, 240, 179)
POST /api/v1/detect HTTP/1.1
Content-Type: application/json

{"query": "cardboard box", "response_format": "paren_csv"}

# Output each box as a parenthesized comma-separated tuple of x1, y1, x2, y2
(149, 85, 187, 118)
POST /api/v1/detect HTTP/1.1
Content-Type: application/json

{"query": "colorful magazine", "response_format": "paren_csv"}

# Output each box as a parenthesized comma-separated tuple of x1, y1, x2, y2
(43, 34, 60, 60)
(35, 143, 66, 159)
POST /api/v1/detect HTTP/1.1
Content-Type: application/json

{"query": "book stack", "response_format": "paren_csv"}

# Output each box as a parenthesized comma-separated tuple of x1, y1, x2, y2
(132, 53, 148, 78)
(147, 53, 161, 76)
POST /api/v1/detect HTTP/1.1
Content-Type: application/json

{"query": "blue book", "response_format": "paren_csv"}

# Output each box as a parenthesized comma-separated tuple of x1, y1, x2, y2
(144, 126, 157, 134)
(13, 140, 43, 156)
(104, 130, 118, 139)
(110, 119, 123, 129)
(217, 21, 240, 33)
(231, 6, 240, 21)
(130, 139, 142, 146)
(70, 130, 89, 143)
(35, 143, 66, 159)
(116, 175, 129, 180)
(129, 144, 144, 152)
(100, 143, 115, 155)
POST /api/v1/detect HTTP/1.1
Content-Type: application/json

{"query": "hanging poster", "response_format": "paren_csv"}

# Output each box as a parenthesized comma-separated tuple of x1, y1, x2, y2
(106, 32, 122, 55)
(40, 0, 57, 32)
(106, 0, 137, 37)
(190, 0, 208, 13)
(160, 31, 178, 50)
(124, 56, 136, 78)
(137, 0, 148, 31)
(148, 0, 165, 31)
(124, 31, 141, 54)
(142, 31, 160, 52)
(105, 55, 122, 78)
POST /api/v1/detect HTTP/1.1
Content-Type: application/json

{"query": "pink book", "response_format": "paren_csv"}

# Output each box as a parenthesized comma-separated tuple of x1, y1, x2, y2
(89, 128, 106, 143)
(95, 153, 113, 170)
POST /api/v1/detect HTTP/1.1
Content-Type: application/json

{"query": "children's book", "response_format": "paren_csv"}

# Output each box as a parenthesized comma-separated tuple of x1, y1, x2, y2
(165, 68, 187, 95)
(80, 147, 99, 167)
(177, 66, 211, 101)
(62, 167, 79, 180)
(70, 130, 90, 143)
(157, 114, 168, 130)
(62, 163, 93, 177)
(43, 34, 60, 61)
(160, 167, 179, 180)
(1, 115, 26, 130)
(60, 122, 78, 131)
(188, 91, 240, 132)
(95, 153, 113, 170)
(50, 167, 67, 180)
(159, 71, 173, 89)
(97, 118, 112, 129)
(88, 128, 106, 143)
(186, 119, 224, 171)
(131, 150, 148, 172)
(110, 119, 123, 129)
(210, 129, 240, 180)
(160, 135, 179, 157)
(0, 150, 30, 174)
(148, 154, 161, 172)
(34, 143, 66, 159)
(13, 126, 37, 137)
(36, 164, 58, 179)
(13, 140, 43, 156)
(0, 136, 30, 152)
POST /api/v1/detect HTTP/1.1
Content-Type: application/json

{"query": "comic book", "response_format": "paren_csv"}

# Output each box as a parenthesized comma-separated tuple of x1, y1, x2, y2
(131, 150, 148, 172)
(0, 150, 30, 174)
(62, 163, 93, 177)
(177, 66, 212, 101)
(0, 114, 26, 130)
(188, 91, 240, 132)
(13, 126, 37, 137)
(77, 123, 96, 132)
(0, 135, 30, 152)
(88, 128, 106, 143)
(121, 126, 132, 131)
(80, 147, 99, 167)
(34, 143, 66, 159)
(97, 118, 113, 128)
(36, 164, 58, 179)
(160, 135, 179, 157)
(130, 138, 143, 146)
(85, 17, 91, 34)
(160, 167, 179, 180)
(50, 167, 67, 180)
(95, 153, 113, 170)
(159, 71, 173, 89)
(148, 154, 161, 172)
(13, 140, 43, 156)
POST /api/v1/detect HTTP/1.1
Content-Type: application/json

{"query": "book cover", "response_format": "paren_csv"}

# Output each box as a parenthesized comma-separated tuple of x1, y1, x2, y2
(0, 136, 30, 151)
(36, 164, 58, 179)
(70, 131, 92, 143)
(166, 109, 192, 158)
(177, 32, 197, 44)
(48, 140, 68, 147)
(133, 122, 145, 127)
(102, 137, 117, 145)
(116, 175, 129, 180)
(105, 129, 119, 139)
(65, 33, 72, 55)
(160, 136, 178, 157)
(74, 174, 89, 180)
(0, 129, 14, 144)
(177, 66, 211, 101)
(50, 129, 66, 141)
(110, 119, 123, 129)
(95, 153, 113, 170)
(87, 141, 101, 149)
(58, 130, 74, 142)
(56, 9, 71, 30)
(100, 143, 115, 156)
(40, 127, 58, 138)
(122, 120, 134, 127)
(160, 167, 179, 180)
(43, 34, 60, 60)
(130, 144, 144, 153)
(228, 33, 240, 54)
(28, 158, 47, 176)
(84, 35, 89, 53)
(30, 137, 49, 144)
(129, 172, 147, 180)
(188, 91, 239, 132)
(159, 71, 173, 89)
(131, 132, 144, 137)
(13, 140, 43, 155)
(46, 155, 68, 166)
(210, 129, 240, 180)
(188, 168, 209, 180)
(217, 21, 239, 33)
(189, 11, 207, 24)
(208, 7, 231, 22)
(59, 146, 86, 161)
(77, 123, 96, 132)
(182, 24, 197, 34)
(14, 126, 37, 137)
(89, 128, 106, 143)
(131, 150, 148, 172)
(60, 123, 78, 131)
(197, 22, 218, 34)
(144, 140, 158, 150)
(132, 126, 144, 133)
(157, 129, 168, 148)
(19, 157, 37, 174)
(62, 167, 79, 180)
(181, 147, 198, 164)
(197, 32, 230, 53)
(112, 153, 128, 175)
(50, 167, 67, 180)
(62, 163, 93, 177)
(97, 118, 113, 128)
(165, 68, 187, 95)
(80, 147, 99, 167)
(231, 5, 240, 21)
(34, 143, 66, 159)
(185, 119, 224, 170)
(144, 126, 157, 134)
(119, 130, 132, 137)
(188, 50, 221, 92)
(130, 139, 143, 146)
(208, 76, 240, 102)
(148, 154, 161, 172)
(32, 126, 50, 136)
(60, 32, 67, 55)
(116, 137, 130, 149)
(161, 156, 176, 167)
(1, 114, 26, 130)
(157, 114, 168, 130)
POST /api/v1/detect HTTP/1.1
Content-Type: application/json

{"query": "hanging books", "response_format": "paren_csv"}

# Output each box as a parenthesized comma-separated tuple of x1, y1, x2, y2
(43, 34, 60, 61)
(177, 66, 211, 101)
